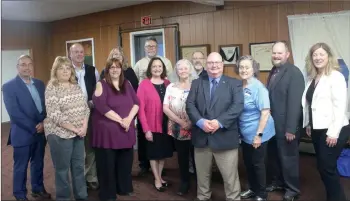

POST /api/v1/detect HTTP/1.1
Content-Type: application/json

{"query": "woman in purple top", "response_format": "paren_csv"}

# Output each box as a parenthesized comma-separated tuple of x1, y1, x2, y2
(92, 58, 139, 201)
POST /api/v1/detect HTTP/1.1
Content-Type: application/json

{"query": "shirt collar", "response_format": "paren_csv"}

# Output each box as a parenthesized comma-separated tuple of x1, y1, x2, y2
(208, 75, 222, 83)
(73, 63, 85, 70)
(20, 76, 34, 85)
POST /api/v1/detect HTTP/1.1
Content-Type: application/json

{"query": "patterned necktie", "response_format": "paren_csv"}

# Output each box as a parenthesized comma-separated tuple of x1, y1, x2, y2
(210, 79, 218, 102)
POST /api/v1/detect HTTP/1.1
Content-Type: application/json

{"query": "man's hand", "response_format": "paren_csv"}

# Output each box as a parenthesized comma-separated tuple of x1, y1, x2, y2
(285, 132, 295, 142)
(326, 136, 337, 147)
(203, 120, 215, 133)
(208, 119, 220, 134)
(88, 100, 94, 109)
(36, 122, 44, 133)
(306, 125, 311, 137)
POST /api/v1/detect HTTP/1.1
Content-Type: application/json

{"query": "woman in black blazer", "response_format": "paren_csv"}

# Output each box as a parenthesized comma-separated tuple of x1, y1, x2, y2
(100, 47, 139, 91)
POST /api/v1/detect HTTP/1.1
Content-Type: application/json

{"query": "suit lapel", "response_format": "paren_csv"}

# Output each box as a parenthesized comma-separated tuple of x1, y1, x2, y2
(269, 66, 287, 91)
(33, 80, 44, 115)
(202, 77, 210, 110)
(210, 76, 227, 110)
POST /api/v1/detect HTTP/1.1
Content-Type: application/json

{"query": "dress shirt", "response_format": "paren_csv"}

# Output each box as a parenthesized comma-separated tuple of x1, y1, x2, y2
(21, 77, 42, 113)
(73, 63, 99, 99)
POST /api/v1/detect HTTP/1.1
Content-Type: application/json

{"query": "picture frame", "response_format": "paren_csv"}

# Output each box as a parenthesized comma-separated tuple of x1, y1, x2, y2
(66, 38, 95, 66)
(179, 44, 211, 60)
(249, 42, 275, 71)
(218, 44, 242, 67)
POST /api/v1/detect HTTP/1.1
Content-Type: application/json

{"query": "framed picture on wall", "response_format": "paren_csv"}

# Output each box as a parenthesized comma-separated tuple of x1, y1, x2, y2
(218, 44, 242, 67)
(66, 38, 95, 66)
(249, 42, 275, 71)
(180, 44, 211, 60)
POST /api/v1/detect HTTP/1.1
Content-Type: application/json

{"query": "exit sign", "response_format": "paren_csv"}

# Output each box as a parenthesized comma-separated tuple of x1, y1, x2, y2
(141, 15, 152, 26)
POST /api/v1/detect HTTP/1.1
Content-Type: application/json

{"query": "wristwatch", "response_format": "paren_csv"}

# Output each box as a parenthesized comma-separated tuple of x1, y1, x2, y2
(257, 133, 263, 137)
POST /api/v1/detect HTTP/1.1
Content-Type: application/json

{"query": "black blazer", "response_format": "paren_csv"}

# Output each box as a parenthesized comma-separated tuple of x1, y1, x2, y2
(186, 75, 244, 150)
(267, 62, 305, 138)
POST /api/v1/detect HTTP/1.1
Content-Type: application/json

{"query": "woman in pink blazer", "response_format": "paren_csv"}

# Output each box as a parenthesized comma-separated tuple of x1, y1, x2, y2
(137, 57, 173, 192)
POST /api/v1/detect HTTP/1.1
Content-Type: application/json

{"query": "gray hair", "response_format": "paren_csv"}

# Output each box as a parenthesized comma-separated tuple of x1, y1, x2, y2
(234, 55, 260, 77)
(168, 59, 199, 83)
(17, 54, 33, 65)
(145, 36, 158, 45)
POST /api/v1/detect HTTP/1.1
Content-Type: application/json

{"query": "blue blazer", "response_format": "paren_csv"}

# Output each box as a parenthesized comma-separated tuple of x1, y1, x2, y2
(2, 76, 46, 147)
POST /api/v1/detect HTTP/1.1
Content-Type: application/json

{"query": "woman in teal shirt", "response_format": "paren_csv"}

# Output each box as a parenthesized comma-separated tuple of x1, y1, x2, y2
(235, 55, 275, 201)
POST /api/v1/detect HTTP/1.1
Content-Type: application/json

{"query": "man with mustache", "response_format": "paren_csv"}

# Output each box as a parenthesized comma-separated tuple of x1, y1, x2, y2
(70, 43, 100, 190)
(192, 51, 208, 77)
(133, 36, 173, 177)
(266, 41, 304, 201)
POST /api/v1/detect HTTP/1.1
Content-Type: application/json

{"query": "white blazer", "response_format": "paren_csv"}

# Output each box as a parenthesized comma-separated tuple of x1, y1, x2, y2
(302, 70, 349, 138)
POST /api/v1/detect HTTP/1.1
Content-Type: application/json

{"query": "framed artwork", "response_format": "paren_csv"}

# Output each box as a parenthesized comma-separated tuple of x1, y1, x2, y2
(218, 44, 242, 67)
(249, 42, 275, 71)
(180, 44, 210, 60)
(66, 38, 95, 66)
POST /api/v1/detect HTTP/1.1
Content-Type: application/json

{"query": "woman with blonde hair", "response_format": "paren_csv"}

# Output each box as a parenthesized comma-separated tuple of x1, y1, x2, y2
(163, 59, 198, 196)
(100, 47, 138, 91)
(302, 42, 349, 201)
(44, 56, 90, 200)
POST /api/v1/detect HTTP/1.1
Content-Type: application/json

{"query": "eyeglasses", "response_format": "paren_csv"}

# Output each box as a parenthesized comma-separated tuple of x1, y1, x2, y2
(207, 61, 222, 66)
(238, 66, 252, 71)
(193, 57, 204, 60)
(145, 45, 157, 49)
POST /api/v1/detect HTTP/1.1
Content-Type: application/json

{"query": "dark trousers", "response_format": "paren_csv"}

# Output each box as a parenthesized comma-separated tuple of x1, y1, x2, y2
(242, 141, 268, 198)
(13, 134, 46, 199)
(311, 126, 349, 201)
(267, 136, 300, 196)
(47, 135, 87, 200)
(174, 139, 196, 184)
(95, 148, 134, 201)
(137, 119, 150, 170)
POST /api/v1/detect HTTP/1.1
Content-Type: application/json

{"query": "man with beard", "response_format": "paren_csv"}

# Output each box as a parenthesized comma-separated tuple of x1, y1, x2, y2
(192, 51, 208, 77)
(266, 41, 304, 201)
(133, 36, 173, 176)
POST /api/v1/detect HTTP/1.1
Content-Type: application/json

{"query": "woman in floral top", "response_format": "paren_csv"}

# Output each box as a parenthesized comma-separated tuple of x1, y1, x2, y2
(163, 59, 198, 196)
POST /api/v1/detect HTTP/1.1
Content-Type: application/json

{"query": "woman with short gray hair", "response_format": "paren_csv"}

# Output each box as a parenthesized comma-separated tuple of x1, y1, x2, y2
(235, 55, 275, 201)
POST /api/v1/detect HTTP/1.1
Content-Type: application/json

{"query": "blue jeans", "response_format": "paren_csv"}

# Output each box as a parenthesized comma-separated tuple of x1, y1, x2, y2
(47, 135, 87, 200)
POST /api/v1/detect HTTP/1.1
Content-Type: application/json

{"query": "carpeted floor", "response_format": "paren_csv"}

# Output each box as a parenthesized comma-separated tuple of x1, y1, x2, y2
(2, 123, 349, 200)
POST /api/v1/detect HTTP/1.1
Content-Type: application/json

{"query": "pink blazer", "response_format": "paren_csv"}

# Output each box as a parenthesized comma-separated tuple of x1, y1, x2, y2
(137, 79, 170, 134)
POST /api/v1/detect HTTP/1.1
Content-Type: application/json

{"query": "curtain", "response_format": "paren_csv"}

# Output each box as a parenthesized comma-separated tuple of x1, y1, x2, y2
(288, 10, 350, 118)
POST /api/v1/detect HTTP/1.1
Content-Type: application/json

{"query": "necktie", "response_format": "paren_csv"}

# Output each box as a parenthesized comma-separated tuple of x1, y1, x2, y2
(268, 68, 280, 88)
(211, 79, 218, 102)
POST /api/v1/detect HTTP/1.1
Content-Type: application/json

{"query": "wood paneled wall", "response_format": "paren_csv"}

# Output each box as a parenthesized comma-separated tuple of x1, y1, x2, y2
(2, 20, 51, 83)
(49, 1, 350, 84)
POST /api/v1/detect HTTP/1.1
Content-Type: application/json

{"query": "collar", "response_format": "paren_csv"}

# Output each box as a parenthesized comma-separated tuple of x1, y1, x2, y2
(208, 75, 222, 83)
(20, 76, 34, 84)
(73, 63, 85, 70)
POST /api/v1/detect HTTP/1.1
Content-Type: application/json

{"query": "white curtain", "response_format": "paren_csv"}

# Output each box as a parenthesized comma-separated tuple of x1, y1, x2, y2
(288, 10, 350, 118)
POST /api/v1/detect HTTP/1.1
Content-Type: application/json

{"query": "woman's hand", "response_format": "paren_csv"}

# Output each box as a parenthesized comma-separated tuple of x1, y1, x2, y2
(326, 136, 338, 147)
(252, 135, 262, 149)
(145, 131, 153, 142)
(306, 125, 311, 137)
(121, 117, 132, 132)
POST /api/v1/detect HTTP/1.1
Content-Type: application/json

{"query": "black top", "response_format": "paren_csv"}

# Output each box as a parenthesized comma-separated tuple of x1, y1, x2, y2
(153, 83, 168, 134)
(306, 79, 317, 128)
(100, 67, 139, 92)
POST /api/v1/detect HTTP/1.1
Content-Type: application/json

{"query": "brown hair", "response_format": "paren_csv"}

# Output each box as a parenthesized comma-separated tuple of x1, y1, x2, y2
(107, 46, 129, 70)
(49, 56, 77, 86)
(305, 42, 340, 79)
(104, 58, 125, 93)
(146, 57, 167, 79)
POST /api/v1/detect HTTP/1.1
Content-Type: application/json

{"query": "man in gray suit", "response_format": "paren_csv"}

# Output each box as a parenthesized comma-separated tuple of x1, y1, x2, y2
(186, 52, 244, 201)
(266, 41, 304, 201)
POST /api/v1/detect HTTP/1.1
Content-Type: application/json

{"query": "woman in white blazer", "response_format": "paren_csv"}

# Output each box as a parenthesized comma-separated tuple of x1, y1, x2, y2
(302, 42, 349, 201)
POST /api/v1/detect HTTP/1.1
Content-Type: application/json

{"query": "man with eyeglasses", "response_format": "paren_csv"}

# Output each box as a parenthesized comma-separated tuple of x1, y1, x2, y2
(192, 51, 208, 77)
(133, 36, 173, 177)
(186, 52, 244, 201)
(3, 55, 51, 201)
(133, 36, 173, 83)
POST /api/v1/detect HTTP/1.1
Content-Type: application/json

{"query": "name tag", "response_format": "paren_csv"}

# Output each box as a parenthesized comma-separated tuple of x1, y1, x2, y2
(244, 89, 252, 96)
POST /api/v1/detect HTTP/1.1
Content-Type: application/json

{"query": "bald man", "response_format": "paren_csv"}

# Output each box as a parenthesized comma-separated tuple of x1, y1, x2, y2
(69, 43, 100, 190)
(186, 52, 244, 201)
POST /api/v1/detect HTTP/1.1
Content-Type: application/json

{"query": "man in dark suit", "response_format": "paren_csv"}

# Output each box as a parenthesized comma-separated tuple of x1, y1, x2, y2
(186, 52, 244, 201)
(3, 55, 51, 201)
(266, 41, 305, 201)
(69, 43, 100, 190)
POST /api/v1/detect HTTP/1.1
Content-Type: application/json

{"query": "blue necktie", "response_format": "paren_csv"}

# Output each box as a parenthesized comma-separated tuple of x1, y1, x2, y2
(211, 79, 218, 102)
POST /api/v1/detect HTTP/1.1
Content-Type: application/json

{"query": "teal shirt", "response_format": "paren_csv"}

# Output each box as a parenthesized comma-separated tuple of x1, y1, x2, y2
(239, 77, 275, 144)
(21, 77, 43, 113)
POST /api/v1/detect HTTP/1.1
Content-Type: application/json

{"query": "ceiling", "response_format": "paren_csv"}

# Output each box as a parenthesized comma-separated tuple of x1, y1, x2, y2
(1, 0, 153, 22)
(1, 0, 224, 22)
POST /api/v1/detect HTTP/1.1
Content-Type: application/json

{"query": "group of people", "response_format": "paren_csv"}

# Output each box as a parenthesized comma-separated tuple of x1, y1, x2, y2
(3, 36, 349, 201)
